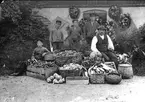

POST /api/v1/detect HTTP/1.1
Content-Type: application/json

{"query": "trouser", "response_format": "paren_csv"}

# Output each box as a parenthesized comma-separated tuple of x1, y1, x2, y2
(101, 51, 119, 69)
(52, 42, 63, 51)
(70, 38, 80, 51)
(86, 37, 93, 46)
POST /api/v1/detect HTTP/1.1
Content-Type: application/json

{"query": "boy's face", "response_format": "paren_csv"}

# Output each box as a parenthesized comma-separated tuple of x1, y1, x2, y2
(37, 41, 43, 47)
(73, 21, 78, 26)
(55, 22, 61, 29)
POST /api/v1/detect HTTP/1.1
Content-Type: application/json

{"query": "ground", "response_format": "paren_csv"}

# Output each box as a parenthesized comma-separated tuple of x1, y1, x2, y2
(0, 76, 145, 102)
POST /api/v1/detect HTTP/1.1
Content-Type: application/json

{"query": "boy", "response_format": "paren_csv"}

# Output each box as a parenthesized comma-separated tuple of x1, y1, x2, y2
(50, 20, 64, 51)
(31, 40, 50, 61)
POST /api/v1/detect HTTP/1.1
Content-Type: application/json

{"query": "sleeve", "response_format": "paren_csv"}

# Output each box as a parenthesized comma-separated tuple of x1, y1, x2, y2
(83, 24, 87, 38)
(91, 36, 99, 52)
(107, 35, 114, 50)
(61, 30, 64, 41)
(49, 30, 53, 42)
(31, 48, 36, 59)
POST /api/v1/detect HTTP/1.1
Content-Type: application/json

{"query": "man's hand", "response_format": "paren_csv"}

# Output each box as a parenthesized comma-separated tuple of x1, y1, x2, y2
(42, 53, 47, 57)
(97, 51, 102, 56)
(108, 48, 114, 51)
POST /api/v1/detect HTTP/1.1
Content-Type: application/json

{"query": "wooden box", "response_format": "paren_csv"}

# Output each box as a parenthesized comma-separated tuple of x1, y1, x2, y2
(66, 76, 89, 85)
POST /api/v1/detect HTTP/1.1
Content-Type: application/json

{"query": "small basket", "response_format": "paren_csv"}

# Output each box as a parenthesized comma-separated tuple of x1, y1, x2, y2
(89, 74, 105, 84)
(105, 73, 122, 84)
(59, 69, 82, 78)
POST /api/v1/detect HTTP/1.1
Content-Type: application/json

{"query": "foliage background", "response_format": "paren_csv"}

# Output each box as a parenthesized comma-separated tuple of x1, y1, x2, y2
(0, 0, 50, 75)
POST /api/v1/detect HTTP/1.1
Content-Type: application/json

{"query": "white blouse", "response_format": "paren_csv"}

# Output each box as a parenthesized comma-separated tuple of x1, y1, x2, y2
(91, 35, 114, 52)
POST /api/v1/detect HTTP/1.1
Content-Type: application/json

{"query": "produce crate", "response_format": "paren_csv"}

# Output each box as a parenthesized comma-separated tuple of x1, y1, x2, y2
(59, 69, 82, 78)
(27, 65, 58, 80)
(66, 76, 89, 85)
(26, 71, 45, 80)
(89, 74, 105, 84)
(27, 65, 45, 75)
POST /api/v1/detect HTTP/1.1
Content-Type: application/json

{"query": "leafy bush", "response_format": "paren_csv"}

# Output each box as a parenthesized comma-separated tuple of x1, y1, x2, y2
(0, 0, 50, 74)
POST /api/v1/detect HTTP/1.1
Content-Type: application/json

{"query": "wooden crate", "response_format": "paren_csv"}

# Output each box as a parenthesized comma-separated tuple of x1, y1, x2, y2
(26, 71, 45, 80)
(66, 76, 89, 85)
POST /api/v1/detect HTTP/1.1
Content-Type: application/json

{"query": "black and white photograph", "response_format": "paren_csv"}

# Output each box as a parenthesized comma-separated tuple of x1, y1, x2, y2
(0, 0, 145, 102)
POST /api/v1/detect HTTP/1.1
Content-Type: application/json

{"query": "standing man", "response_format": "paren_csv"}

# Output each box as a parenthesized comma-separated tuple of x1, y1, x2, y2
(84, 13, 100, 46)
(49, 20, 64, 51)
(68, 19, 82, 51)
(91, 25, 118, 68)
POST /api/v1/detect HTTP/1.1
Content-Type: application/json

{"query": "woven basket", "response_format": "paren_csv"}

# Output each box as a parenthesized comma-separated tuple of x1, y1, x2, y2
(89, 74, 105, 84)
(105, 73, 122, 84)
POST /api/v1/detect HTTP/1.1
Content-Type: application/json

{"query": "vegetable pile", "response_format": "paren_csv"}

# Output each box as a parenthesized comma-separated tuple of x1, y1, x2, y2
(55, 50, 82, 57)
(88, 63, 117, 75)
(69, 6, 80, 19)
(82, 56, 104, 69)
(29, 60, 58, 69)
(119, 13, 131, 29)
(59, 63, 84, 70)
(117, 53, 130, 64)
(47, 73, 65, 84)
(108, 5, 122, 21)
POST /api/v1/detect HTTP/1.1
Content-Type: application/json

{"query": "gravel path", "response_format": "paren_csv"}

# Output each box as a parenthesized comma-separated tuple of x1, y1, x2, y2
(0, 76, 145, 102)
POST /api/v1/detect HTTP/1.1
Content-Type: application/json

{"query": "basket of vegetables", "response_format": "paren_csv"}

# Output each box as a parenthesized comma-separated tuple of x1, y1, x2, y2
(88, 64, 105, 84)
(55, 50, 83, 66)
(59, 63, 85, 78)
(88, 63, 117, 84)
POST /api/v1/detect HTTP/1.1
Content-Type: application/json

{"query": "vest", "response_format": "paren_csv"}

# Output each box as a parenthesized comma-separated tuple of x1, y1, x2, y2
(96, 34, 108, 52)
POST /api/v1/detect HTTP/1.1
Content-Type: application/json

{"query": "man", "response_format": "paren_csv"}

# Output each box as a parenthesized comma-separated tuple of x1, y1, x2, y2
(31, 40, 50, 61)
(67, 19, 82, 51)
(84, 13, 100, 46)
(91, 25, 118, 68)
(50, 20, 64, 51)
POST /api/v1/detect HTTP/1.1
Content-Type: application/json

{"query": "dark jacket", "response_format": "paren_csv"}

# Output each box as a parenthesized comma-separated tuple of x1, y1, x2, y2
(84, 21, 99, 38)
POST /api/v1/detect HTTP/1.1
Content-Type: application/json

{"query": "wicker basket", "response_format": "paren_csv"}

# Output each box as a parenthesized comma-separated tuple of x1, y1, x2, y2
(59, 69, 82, 78)
(89, 74, 105, 84)
(105, 73, 122, 84)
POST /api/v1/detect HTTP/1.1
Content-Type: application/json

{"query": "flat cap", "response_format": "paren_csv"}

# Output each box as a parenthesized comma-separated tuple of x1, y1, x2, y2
(98, 25, 106, 30)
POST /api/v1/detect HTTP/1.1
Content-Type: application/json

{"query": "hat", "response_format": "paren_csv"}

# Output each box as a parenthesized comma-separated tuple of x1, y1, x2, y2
(98, 25, 106, 30)
(90, 13, 96, 17)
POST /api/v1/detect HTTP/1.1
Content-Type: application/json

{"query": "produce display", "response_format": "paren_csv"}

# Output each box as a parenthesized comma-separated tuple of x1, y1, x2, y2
(55, 50, 82, 57)
(59, 63, 84, 70)
(28, 60, 58, 69)
(108, 5, 122, 21)
(88, 63, 117, 75)
(116, 53, 130, 64)
(55, 50, 83, 66)
(82, 56, 104, 69)
(69, 6, 80, 19)
(119, 13, 131, 29)
(47, 73, 65, 84)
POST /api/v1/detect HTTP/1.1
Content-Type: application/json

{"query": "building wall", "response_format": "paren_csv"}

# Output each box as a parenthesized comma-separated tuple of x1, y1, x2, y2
(37, 7, 145, 28)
